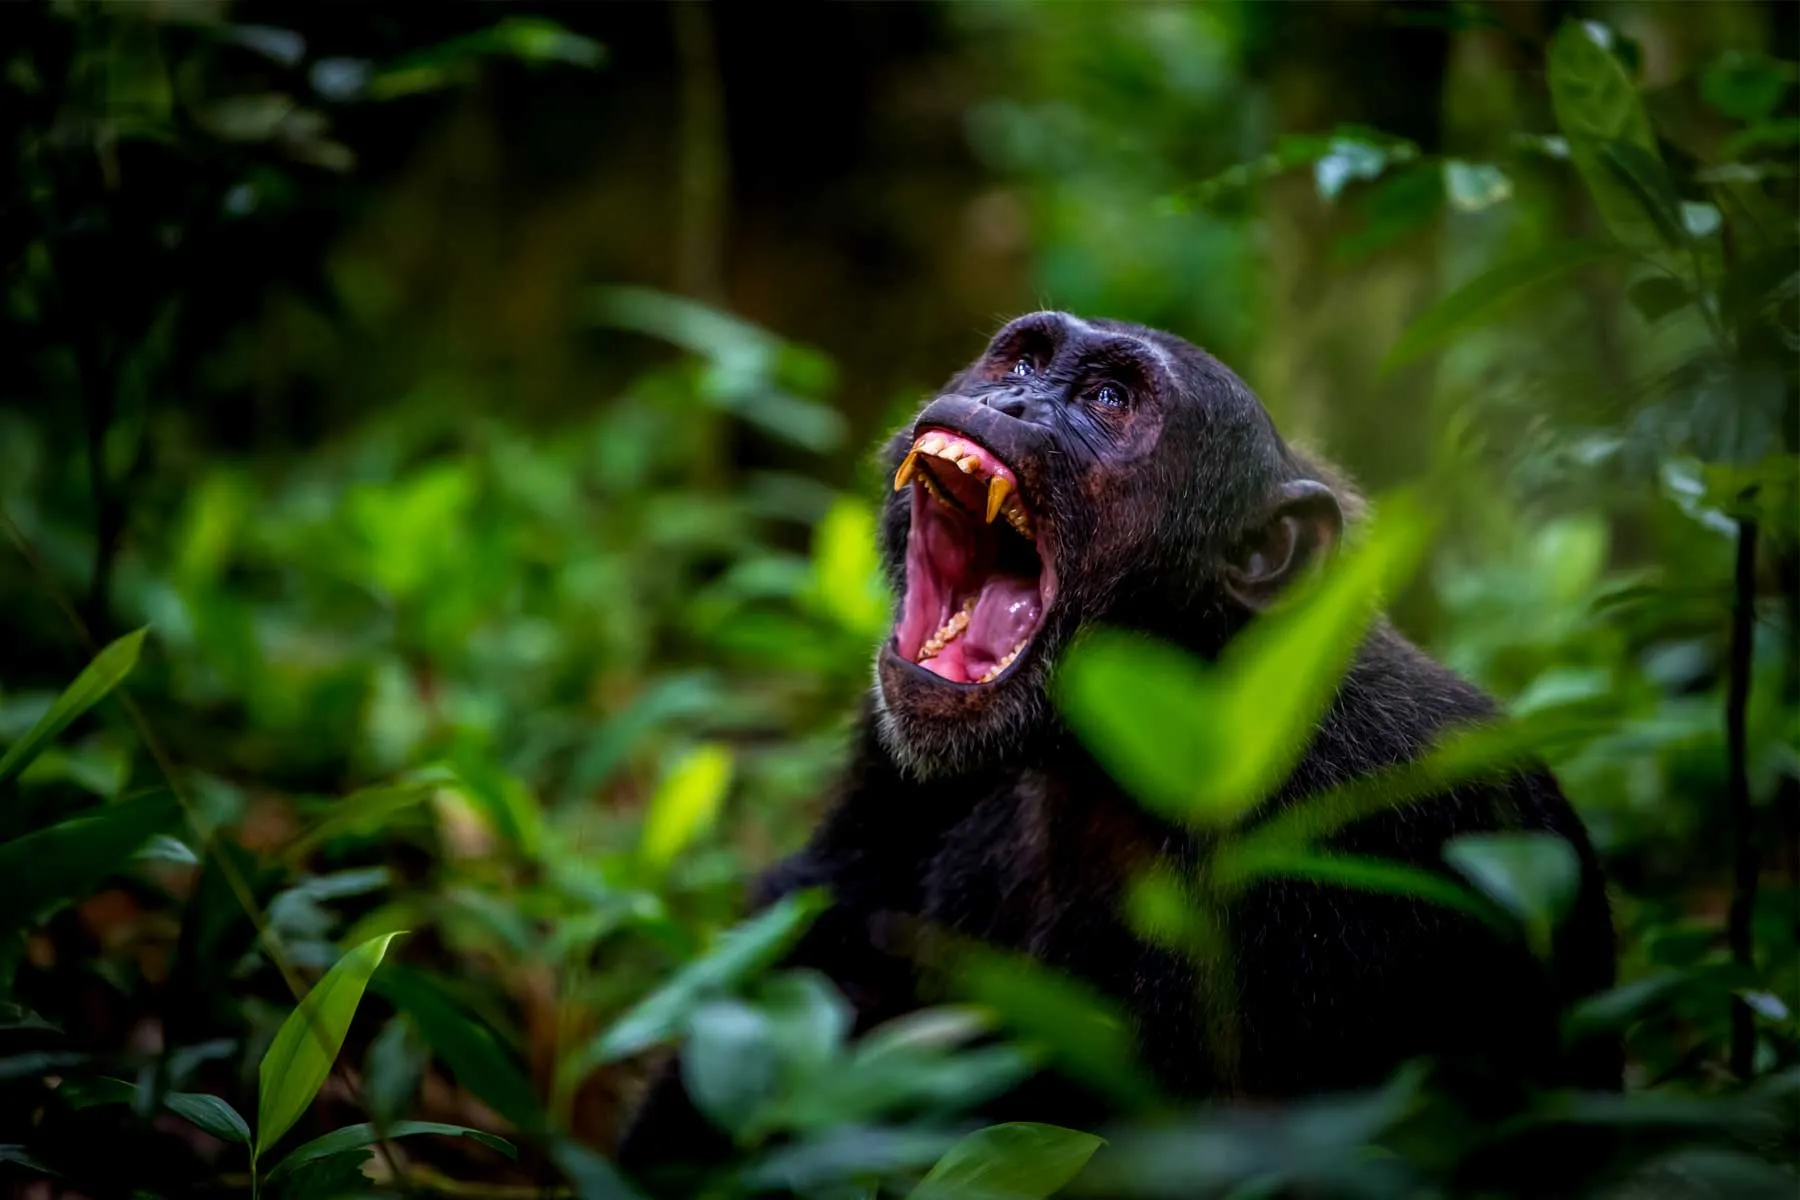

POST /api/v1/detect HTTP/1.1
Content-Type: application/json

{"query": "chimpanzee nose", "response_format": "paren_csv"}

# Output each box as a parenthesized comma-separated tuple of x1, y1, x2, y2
(984, 390, 1033, 419)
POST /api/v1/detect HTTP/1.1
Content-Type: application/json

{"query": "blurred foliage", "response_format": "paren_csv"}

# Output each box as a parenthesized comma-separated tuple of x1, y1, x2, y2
(1, 1, 1797, 1197)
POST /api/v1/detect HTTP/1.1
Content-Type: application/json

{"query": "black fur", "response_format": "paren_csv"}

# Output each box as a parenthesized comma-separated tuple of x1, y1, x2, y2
(618, 313, 1617, 1177)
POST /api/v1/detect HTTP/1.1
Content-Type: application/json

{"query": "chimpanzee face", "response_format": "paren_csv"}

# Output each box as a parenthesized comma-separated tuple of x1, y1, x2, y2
(871, 311, 1326, 778)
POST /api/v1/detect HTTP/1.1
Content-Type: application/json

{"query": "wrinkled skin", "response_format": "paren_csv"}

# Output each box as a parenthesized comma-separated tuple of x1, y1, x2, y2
(619, 313, 1617, 1185)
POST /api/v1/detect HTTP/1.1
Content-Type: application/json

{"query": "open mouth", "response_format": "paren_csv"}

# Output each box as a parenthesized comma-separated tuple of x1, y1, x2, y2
(892, 427, 1051, 685)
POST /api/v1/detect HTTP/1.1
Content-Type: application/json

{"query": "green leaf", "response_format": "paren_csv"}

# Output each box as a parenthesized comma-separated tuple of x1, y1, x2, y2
(909, 1123, 1104, 1200)
(265, 1120, 515, 1182)
(683, 998, 782, 1135)
(1701, 51, 1798, 121)
(1214, 847, 1500, 929)
(1627, 276, 1693, 323)
(1058, 497, 1430, 827)
(362, 1016, 426, 1131)
(1383, 240, 1623, 369)
(586, 888, 829, 1066)
(961, 953, 1157, 1110)
(256, 932, 403, 1160)
(62, 1077, 250, 1146)
(0, 628, 146, 788)
(1444, 833, 1579, 958)
(167, 1091, 252, 1146)
(640, 742, 733, 872)
(809, 497, 893, 640)
(553, 1139, 649, 1200)
(0, 793, 182, 932)
(1597, 141, 1686, 250)
(372, 967, 542, 1131)
(1547, 21, 1677, 258)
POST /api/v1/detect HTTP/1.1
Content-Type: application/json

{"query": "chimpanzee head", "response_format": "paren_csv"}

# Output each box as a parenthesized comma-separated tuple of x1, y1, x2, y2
(873, 311, 1345, 778)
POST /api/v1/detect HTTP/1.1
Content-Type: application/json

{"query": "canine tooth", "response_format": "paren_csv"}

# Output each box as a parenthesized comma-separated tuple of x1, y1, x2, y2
(985, 476, 1012, 523)
(957, 455, 980, 474)
(894, 450, 920, 491)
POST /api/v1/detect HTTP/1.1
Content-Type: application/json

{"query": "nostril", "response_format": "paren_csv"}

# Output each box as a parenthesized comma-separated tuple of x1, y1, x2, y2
(989, 392, 1030, 418)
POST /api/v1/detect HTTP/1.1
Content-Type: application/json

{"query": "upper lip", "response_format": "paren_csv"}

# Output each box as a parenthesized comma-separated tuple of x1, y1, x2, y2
(893, 425, 1034, 538)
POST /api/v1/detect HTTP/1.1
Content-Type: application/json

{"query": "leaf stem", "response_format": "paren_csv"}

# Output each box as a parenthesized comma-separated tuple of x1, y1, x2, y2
(1726, 509, 1759, 1079)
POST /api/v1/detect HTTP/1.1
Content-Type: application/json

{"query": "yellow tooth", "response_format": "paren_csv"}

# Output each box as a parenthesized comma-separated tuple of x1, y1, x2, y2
(956, 455, 979, 474)
(932, 442, 961, 461)
(985, 476, 1012, 523)
(917, 432, 946, 455)
(894, 450, 920, 491)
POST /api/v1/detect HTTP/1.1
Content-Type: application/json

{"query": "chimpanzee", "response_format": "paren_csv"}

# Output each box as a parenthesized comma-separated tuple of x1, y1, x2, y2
(619, 311, 1617, 1173)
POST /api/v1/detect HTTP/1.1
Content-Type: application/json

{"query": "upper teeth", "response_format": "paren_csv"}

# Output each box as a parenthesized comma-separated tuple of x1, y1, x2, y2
(893, 435, 1034, 539)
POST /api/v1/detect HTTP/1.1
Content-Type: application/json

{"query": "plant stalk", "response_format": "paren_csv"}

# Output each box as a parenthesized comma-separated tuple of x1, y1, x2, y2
(1726, 511, 1759, 1079)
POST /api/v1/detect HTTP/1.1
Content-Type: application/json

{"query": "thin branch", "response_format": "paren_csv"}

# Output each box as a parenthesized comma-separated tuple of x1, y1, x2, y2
(1725, 509, 1759, 1080)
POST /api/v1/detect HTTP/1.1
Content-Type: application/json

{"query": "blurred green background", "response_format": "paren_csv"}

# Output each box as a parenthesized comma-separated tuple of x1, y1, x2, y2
(2, 2, 1797, 1197)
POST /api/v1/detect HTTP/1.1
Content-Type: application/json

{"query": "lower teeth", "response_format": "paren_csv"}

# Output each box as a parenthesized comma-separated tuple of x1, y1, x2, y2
(975, 634, 1031, 684)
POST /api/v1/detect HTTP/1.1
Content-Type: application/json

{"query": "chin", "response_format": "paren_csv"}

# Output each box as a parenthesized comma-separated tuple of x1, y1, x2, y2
(873, 424, 1060, 778)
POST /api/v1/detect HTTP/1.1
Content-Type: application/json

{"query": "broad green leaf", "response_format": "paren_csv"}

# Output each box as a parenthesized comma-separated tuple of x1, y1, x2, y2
(554, 1139, 650, 1200)
(1598, 141, 1686, 250)
(256, 932, 403, 1159)
(1547, 21, 1676, 257)
(62, 1077, 249, 1145)
(961, 953, 1157, 1110)
(1382, 241, 1622, 369)
(640, 742, 733, 871)
(683, 998, 781, 1135)
(0, 793, 182, 931)
(587, 888, 829, 1066)
(372, 967, 541, 1131)
(265, 1120, 514, 1182)
(362, 1016, 426, 1131)
(909, 1123, 1104, 1200)
(1059, 497, 1430, 827)
(167, 1091, 252, 1146)
(1444, 833, 1580, 958)
(0, 628, 146, 788)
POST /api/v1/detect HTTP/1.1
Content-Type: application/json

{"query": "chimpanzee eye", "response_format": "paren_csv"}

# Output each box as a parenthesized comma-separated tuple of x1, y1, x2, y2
(1092, 384, 1126, 410)
(1010, 357, 1034, 378)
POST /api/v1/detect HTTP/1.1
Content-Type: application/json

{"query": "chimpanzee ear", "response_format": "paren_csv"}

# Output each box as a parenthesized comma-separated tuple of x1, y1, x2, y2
(1224, 480, 1343, 612)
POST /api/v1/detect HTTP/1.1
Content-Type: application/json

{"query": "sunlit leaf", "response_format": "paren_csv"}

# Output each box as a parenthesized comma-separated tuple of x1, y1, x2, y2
(1442, 160, 1512, 212)
(0, 628, 146, 788)
(587, 888, 829, 1066)
(809, 497, 893, 640)
(1547, 21, 1678, 258)
(909, 1123, 1104, 1200)
(1383, 241, 1623, 369)
(265, 1120, 515, 1181)
(256, 931, 403, 1159)
(1444, 833, 1579, 957)
(640, 742, 733, 872)
(0, 794, 182, 932)
(1059, 497, 1431, 826)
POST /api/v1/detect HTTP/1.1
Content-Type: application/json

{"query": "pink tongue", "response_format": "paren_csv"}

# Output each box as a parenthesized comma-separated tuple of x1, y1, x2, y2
(962, 575, 1041, 677)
